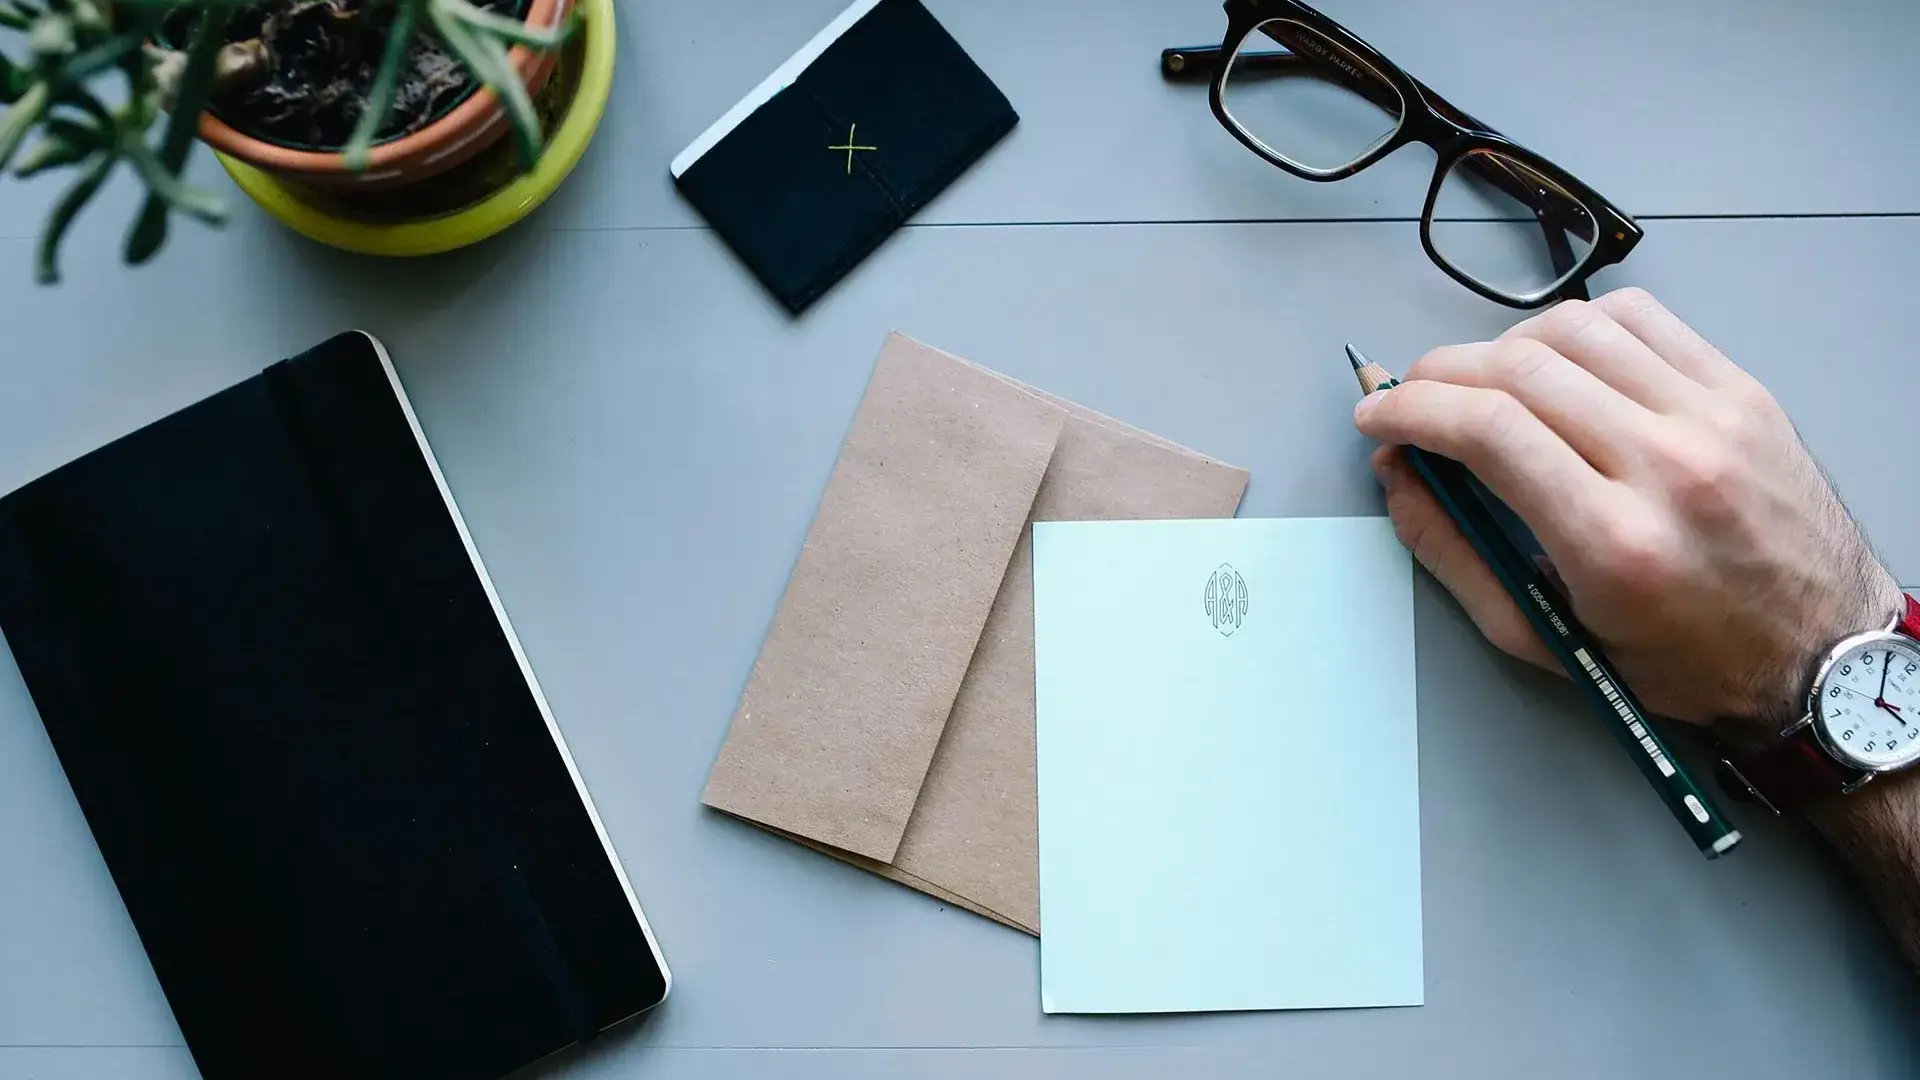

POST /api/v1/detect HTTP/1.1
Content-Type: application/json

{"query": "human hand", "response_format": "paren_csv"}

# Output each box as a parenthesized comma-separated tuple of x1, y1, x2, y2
(1352, 287, 1901, 739)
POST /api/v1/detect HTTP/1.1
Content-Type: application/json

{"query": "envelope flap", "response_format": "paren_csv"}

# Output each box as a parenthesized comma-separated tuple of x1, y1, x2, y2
(702, 333, 1066, 862)
(890, 400, 1249, 933)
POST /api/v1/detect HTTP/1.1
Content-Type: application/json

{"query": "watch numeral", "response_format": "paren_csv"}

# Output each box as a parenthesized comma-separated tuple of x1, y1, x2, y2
(1907, 663, 1916, 676)
(1866, 653, 1877, 666)
(1831, 686, 1843, 698)
(1842, 729, 1854, 740)
(1843, 664, 1854, 676)
(1866, 740, 1878, 751)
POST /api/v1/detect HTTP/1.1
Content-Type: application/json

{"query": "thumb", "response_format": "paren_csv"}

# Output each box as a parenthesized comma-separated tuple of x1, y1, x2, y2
(1372, 445, 1555, 672)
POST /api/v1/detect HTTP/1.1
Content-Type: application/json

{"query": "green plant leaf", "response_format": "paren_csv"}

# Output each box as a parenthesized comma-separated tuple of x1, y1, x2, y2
(36, 151, 112, 285)
(430, 0, 541, 168)
(441, 0, 578, 50)
(124, 5, 230, 265)
(0, 0, 40, 30)
(63, 28, 149, 82)
(62, 86, 119, 133)
(0, 54, 20, 102)
(125, 35, 164, 124)
(14, 129, 91, 176)
(0, 79, 51, 173)
(122, 135, 227, 224)
(45, 115, 105, 145)
(344, 0, 419, 172)
(70, 0, 109, 34)
(472, 35, 542, 169)
(28, 13, 76, 60)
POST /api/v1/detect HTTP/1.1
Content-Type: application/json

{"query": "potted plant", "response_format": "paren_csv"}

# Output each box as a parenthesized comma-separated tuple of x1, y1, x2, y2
(0, 0, 615, 282)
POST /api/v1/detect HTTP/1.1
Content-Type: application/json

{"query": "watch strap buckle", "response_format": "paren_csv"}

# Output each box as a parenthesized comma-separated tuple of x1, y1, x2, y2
(1715, 758, 1781, 817)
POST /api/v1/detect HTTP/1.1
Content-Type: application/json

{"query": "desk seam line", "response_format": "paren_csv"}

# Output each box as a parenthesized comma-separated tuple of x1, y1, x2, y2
(1, 209, 1916, 245)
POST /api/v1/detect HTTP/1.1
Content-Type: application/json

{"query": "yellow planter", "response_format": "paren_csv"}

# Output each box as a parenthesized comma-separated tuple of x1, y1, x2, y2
(213, 0, 616, 257)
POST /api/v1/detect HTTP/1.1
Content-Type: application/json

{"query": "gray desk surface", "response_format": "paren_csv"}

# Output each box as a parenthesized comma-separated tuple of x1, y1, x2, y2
(2, 2, 1918, 1078)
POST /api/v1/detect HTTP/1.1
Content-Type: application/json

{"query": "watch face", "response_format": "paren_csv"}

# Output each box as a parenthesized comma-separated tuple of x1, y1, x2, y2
(1813, 633, 1920, 771)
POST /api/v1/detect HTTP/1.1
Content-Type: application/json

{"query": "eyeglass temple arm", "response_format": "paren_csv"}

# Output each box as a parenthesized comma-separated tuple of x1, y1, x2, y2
(1161, 44, 1589, 237)
(1164, 45, 1402, 106)
(1164, 41, 1501, 133)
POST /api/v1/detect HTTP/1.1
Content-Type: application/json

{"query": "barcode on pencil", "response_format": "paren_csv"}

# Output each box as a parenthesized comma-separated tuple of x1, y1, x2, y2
(1574, 648, 1676, 778)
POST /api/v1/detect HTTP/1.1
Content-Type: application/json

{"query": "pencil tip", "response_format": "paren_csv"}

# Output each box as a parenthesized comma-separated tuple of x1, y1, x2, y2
(1344, 343, 1367, 371)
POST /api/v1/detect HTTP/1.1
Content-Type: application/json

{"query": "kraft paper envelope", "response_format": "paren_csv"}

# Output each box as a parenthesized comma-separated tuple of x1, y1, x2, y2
(703, 333, 1247, 933)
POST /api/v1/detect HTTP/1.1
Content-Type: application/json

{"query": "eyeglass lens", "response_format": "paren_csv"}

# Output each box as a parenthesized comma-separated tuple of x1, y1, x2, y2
(1219, 19, 1404, 176)
(1427, 150, 1597, 303)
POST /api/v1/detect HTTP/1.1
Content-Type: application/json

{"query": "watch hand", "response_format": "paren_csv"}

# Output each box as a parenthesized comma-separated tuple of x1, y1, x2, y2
(1872, 652, 1907, 724)
(1835, 681, 1909, 726)
(1834, 682, 1895, 713)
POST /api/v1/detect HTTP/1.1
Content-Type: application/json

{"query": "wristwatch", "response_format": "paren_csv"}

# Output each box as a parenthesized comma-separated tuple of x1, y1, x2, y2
(1717, 594, 1920, 814)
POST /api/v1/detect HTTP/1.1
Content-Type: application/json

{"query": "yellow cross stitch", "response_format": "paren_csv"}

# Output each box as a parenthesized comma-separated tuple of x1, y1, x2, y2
(827, 123, 877, 175)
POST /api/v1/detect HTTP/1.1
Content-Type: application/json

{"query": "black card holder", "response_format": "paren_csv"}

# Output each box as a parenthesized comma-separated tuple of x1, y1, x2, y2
(678, 85, 904, 316)
(797, 0, 1015, 210)
(673, 0, 1016, 314)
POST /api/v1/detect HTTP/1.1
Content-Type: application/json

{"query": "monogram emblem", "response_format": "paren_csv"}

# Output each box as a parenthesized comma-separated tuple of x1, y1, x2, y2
(1203, 564, 1249, 637)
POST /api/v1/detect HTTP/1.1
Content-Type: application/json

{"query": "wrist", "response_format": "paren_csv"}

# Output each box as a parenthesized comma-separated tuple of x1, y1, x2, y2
(1802, 738, 1920, 968)
(1718, 570, 1905, 751)
(1807, 757, 1920, 848)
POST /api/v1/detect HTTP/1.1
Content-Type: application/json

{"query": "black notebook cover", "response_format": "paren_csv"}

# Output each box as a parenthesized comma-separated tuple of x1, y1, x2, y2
(0, 333, 668, 1080)
(670, 0, 1017, 313)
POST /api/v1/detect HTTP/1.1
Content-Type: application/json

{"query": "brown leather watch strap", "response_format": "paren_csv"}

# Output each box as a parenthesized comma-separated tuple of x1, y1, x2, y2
(1716, 592, 1919, 814)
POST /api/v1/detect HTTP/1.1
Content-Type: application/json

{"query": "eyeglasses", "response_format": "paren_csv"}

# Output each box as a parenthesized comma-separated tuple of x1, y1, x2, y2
(1162, 0, 1642, 308)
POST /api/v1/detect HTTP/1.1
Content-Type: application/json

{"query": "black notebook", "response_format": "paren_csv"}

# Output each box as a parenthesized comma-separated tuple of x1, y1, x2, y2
(670, 0, 1017, 313)
(0, 333, 668, 1080)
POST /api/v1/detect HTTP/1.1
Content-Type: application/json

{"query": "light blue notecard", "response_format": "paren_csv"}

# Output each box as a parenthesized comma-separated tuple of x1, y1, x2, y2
(1033, 517, 1422, 1015)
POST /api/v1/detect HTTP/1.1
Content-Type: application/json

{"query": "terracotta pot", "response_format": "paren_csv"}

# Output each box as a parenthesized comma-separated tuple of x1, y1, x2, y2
(195, 0, 573, 192)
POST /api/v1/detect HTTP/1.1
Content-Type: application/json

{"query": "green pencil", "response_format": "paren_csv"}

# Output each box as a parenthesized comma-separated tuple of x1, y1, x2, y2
(1348, 344, 1741, 858)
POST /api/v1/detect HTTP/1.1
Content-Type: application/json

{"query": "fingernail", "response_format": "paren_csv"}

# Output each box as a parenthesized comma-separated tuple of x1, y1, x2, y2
(1372, 455, 1397, 487)
(1353, 396, 1377, 423)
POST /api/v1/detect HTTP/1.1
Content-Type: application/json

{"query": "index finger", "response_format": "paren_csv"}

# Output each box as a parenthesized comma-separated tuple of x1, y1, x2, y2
(1355, 378, 1617, 552)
